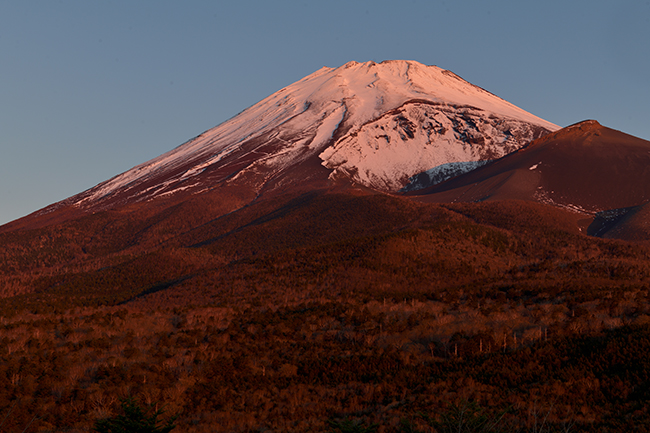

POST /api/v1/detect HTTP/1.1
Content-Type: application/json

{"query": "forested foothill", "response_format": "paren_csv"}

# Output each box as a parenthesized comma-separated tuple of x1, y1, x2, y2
(1, 191, 650, 432)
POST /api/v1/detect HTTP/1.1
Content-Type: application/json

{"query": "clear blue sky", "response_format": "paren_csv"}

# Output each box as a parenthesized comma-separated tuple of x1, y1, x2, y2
(1, 0, 648, 225)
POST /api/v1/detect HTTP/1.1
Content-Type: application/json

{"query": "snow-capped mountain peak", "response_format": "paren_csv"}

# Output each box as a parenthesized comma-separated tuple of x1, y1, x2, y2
(68, 60, 559, 210)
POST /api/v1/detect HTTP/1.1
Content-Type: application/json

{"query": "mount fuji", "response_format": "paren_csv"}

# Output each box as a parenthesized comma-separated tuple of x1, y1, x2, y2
(7, 60, 558, 230)
(6, 62, 650, 433)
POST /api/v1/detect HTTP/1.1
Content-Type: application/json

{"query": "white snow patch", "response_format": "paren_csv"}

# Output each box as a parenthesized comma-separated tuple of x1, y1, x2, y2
(534, 188, 596, 215)
(402, 160, 491, 191)
(309, 105, 346, 150)
(156, 183, 199, 198)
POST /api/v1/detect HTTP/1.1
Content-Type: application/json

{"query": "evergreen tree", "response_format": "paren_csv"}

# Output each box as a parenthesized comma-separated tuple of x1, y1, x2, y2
(93, 397, 177, 433)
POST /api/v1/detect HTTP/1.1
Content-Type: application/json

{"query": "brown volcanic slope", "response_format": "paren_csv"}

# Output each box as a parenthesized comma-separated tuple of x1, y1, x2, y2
(411, 120, 650, 237)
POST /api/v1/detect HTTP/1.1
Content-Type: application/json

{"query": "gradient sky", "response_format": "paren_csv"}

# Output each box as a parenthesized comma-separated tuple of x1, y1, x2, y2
(1, 0, 648, 225)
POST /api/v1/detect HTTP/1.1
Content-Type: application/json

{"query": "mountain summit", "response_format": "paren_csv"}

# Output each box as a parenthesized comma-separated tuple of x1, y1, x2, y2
(12, 60, 559, 229)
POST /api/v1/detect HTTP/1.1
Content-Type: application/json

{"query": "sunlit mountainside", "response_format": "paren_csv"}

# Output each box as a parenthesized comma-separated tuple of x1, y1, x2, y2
(1, 61, 650, 432)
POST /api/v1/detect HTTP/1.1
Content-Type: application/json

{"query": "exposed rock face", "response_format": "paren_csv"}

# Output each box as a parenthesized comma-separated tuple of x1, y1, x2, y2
(320, 100, 552, 192)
